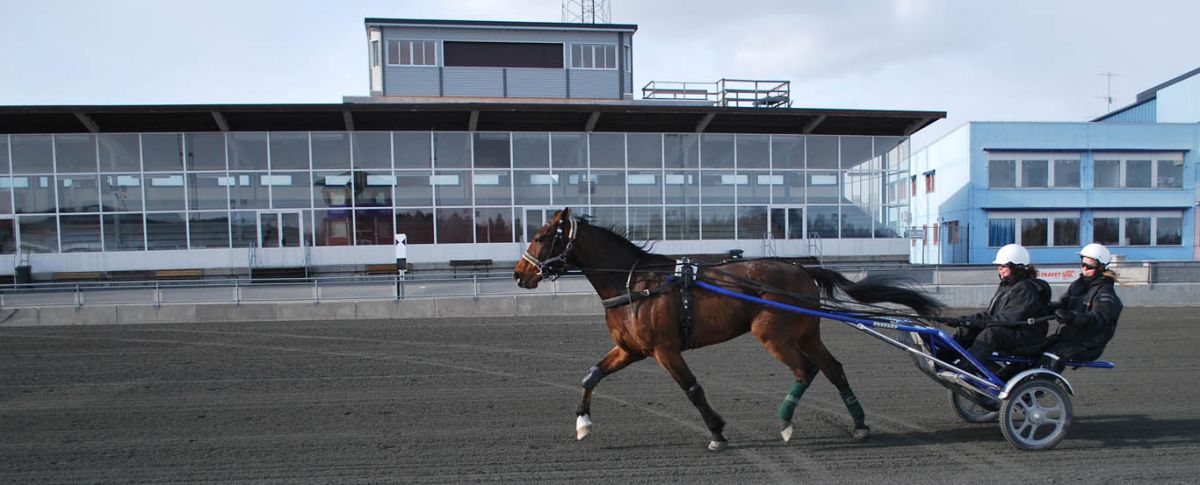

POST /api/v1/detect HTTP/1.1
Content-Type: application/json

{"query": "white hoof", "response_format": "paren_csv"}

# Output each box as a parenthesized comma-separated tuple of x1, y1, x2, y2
(852, 427, 870, 441)
(780, 423, 794, 443)
(575, 415, 593, 441)
(707, 440, 728, 452)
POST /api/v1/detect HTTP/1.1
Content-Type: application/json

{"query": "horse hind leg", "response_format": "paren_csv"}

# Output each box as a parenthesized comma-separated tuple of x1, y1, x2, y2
(778, 357, 820, 443)
(576, 346, 643, 441)
(653, 350, 728, 451)
(804, 337, 870, 440)
(751, 320, 820, 442)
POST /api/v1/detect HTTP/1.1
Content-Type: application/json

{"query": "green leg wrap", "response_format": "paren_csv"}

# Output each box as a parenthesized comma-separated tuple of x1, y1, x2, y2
(840, 388, 867, 428)
(777, 381, 810, 422)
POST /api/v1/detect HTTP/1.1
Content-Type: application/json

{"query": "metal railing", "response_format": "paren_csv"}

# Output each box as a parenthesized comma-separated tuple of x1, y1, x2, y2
(4, 260, 1198, 309)
(642, 78, 792, 108)
(0, 273, 595, 309)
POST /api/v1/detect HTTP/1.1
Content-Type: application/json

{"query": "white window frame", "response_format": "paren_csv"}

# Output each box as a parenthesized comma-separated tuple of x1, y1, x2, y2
(386, 39, 438, 67)
(570, 43, 618, 70)
(987, 152, 1081, 189)
(1092, 210, 1184, 246)
(1092, 152, 1184, 189)
(986, 210, 1080, 247)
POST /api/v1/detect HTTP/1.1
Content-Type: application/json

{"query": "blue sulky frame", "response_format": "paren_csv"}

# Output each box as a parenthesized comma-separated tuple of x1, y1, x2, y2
(693, 280, 1114, 400)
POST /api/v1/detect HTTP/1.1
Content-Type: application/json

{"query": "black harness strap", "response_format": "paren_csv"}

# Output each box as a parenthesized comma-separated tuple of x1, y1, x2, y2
(598, 259, 698, 350)
(600, 279, 680, 309)
(680, 261, 696, 350)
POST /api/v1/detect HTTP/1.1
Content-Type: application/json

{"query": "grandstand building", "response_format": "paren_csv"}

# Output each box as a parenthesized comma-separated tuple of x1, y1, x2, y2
(0, 18, 943, 279)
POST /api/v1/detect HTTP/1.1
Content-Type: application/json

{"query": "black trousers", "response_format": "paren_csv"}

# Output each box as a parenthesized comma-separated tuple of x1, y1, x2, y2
(955, 326, 1047, 365)
(1042, 340, 1104, 369)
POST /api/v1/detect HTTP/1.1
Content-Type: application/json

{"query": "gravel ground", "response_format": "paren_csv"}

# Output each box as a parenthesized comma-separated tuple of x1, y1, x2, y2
(2, 307, 1199, 484)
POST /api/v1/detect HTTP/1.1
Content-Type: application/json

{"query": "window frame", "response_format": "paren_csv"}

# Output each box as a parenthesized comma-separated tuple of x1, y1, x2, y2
(986, 211, 1080, 248)
(987, 152, 1081, 189)
(570, 43, 619, 70)
(386, 39, 438, 67)
(1092, 210, 1186, 247)
(1092, 152, 1184, 189)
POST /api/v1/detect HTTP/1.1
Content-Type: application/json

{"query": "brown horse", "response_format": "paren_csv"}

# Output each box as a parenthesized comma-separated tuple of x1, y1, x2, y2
(514, 208, 942, 451)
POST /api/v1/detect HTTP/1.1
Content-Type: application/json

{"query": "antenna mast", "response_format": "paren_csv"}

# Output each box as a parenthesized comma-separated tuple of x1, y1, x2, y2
(562, 0, 611, 23)
(1097, 72, 1119, 112)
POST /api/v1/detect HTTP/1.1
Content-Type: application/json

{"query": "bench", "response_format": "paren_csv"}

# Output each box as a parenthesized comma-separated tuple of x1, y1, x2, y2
(52, 271, 104, 282)
(155, 268, 204, 280)
(449, 259, 494, 278)
(107, 270, 155, 281)
(366, 263, 414, 275)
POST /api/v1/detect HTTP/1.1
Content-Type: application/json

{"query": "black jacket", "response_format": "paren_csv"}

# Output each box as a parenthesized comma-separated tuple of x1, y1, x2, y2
(972, 274, 1049, 332)
(1052, 275, 1122, 350)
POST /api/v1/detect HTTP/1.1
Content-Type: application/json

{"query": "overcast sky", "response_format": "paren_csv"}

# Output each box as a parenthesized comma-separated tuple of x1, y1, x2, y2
(2, 0, 1198, 148)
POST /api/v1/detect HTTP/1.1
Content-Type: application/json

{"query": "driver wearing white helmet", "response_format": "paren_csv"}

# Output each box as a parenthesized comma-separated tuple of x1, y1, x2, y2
(950, 244, 1050, 372)
(1039, 243, 1123, 372)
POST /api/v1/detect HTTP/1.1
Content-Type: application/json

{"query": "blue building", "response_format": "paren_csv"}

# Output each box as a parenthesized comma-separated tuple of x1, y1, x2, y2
(909, 67, 1200, 265)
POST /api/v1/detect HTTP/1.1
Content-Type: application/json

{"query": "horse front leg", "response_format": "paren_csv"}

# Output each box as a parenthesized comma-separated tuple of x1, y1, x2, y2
(654, 350, 728, 451)
(576, 345, 643, 440)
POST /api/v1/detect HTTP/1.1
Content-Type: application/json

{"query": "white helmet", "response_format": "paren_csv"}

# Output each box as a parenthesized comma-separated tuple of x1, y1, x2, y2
(1078, 243, 1111, 266)
(993, 243, 1031, 266)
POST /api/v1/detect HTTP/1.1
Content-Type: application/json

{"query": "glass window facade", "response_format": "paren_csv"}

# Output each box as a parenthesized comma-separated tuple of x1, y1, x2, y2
(1093, 217, 1119, 245)
(989, 213, 1082, 248)
(1053, 218, 1080, 247)
(1091, 212, 1184, 247)
(989, 160, 1016, 188)
(1158, 159, 1183, 188)
(1054, 159, 1080, 187)
(0, 131, 909, 254)
(1021, 160, 1048, 188)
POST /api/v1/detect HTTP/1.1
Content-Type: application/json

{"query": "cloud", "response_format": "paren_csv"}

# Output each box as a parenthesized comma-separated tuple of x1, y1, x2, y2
(2, 0, 1199, 150)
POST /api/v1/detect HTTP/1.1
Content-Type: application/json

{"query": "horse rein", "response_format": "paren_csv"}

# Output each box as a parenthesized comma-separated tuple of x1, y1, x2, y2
(521, 217, 578, 281)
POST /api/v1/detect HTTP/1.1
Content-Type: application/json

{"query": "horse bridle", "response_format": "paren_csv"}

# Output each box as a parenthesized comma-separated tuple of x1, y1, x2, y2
(521, 217, 578, 281)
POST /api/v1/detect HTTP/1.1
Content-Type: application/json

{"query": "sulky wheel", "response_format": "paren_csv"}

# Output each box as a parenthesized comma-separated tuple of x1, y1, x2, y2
(950, 389, 999, 423)
(999, 378, 1073, 451)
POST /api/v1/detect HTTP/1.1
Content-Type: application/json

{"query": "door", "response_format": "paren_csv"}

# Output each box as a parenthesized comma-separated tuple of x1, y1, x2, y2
(769, 207, 805, 240)
(254, 210, 306, 267)
(259, 211, 302, 248)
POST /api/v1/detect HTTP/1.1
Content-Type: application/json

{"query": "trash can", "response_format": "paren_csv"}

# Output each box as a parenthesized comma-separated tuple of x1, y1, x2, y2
(15, 265, 32, 284)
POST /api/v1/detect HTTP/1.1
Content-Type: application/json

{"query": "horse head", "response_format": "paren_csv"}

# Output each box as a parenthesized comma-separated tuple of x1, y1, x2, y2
(514, 207, 578, 289)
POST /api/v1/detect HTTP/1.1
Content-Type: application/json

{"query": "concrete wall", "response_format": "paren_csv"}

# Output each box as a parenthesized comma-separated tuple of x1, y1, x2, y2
(3, 280, 1195, 327)
(0, 293, 603, 327)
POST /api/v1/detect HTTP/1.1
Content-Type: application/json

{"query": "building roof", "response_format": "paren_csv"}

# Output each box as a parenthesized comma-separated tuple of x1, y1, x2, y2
(364, 18, 638, 33)
(1093, 65, 1200, 122)
(0, 102, 944, 136)
(1135, 65, 1200, 103)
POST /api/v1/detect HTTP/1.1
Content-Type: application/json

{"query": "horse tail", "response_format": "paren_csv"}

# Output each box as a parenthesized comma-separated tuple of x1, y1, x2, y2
(804, 267, 944, 316)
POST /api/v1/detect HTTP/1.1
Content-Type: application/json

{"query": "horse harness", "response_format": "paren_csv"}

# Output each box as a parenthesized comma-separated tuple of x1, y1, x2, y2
(601, 259, 699, 350)
(523, 216, 699, 349)
(521, 217, 578, 281)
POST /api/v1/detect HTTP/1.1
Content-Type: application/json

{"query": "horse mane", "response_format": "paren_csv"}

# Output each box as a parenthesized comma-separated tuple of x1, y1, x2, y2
(574, 215, 657, 260)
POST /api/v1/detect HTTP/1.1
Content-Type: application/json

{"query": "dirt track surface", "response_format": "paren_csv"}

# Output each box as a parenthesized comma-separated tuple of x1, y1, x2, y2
(3, 308, 1200, 484)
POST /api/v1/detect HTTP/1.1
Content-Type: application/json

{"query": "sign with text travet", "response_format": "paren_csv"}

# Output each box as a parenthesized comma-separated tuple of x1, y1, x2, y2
(1038, 267, 1079, 284)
